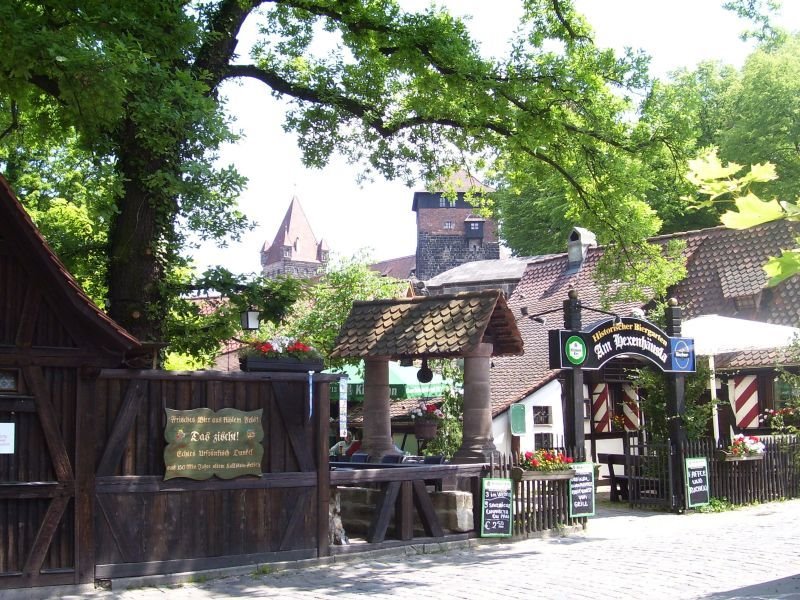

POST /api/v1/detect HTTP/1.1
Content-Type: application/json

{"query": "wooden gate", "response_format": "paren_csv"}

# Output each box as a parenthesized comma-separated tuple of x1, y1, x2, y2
(92, 370, 332, 579)
(0, 364, 92, 589)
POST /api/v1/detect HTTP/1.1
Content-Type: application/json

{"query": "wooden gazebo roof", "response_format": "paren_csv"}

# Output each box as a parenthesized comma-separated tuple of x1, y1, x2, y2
(330, 290, 523, 359)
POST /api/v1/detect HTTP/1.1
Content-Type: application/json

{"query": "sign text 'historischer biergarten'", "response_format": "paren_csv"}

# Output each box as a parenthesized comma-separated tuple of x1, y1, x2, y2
(164, 407, 264, 480)
(549, 316, 695, 373)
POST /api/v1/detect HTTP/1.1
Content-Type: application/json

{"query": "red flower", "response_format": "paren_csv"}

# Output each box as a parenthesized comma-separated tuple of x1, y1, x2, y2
(258, 342, 274, 353)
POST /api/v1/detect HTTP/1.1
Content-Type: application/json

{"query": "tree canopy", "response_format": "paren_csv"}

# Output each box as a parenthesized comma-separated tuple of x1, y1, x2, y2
(0, 0, 760, 349)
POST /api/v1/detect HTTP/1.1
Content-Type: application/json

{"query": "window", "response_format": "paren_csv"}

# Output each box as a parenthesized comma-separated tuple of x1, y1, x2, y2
(734, 294, 758, 311)
(443, 220, 454, 230)
(534, 433, 553, 449)
(0, 370, 18, 393)
(282, 247, 291, 258)
(439, 197, 446, 207)
(532, 406, 552, 425)
(469, 222, 480, 230)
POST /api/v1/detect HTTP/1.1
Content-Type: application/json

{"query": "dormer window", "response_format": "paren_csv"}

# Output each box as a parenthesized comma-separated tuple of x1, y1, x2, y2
(283, 246, 291, 258)
(443, 220, 454, 230)
(734, 294, 758, 311)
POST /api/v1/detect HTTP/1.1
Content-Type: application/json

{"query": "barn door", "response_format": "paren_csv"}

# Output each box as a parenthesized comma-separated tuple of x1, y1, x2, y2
(0, 365, 81, 589)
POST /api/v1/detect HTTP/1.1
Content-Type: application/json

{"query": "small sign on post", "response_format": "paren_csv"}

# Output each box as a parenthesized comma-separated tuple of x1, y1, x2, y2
(480, 478, 513, 537)
(685, 457, 710, 508)
(569, 462, 595, 517)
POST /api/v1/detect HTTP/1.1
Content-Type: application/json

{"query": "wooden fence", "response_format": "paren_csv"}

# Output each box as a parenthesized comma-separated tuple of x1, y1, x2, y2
(490, 453, 585, 537)
(682, 436, 800, 506)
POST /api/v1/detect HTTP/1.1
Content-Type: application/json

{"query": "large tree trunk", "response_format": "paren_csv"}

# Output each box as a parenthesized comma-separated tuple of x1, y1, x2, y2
(106, 127, 175, 343)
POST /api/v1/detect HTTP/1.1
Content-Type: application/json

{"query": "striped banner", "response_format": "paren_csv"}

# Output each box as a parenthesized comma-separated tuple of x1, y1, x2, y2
(592, 383, 610, 432)
(621, 383, 640, 431)
(732, 375, 759, 429)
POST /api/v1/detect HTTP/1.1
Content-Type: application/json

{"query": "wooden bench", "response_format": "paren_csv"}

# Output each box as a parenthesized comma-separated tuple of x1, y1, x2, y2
(598, 453, 662, 502)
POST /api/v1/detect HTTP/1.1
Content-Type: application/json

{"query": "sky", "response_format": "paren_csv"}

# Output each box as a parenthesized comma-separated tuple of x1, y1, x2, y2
(189, 1, 800, 276)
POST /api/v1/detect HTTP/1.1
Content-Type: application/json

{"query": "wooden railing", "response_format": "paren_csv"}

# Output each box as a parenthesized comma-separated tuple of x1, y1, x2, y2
(490, 453, 585, 537)
(683, 436, 800, 505)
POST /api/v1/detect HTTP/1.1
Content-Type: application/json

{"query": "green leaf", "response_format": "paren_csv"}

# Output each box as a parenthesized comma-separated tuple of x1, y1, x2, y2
(764, 249, 800, 287)
(720, 192, 784, 229)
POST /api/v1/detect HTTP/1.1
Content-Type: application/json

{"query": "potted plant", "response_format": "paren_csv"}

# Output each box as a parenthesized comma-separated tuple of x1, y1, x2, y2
(716, 434, 766, 461)
(512, 449, 576, 481)
(238, 336, 324, 372)
(410, 400, 444, 440)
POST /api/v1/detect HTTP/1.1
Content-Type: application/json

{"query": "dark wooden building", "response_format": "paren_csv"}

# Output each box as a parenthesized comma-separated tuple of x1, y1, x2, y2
(0, 176, 338, 589)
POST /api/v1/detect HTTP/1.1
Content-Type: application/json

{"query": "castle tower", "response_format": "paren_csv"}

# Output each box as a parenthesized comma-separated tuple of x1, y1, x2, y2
(261, 196, 329, 279)
(412, 171, 499, 281)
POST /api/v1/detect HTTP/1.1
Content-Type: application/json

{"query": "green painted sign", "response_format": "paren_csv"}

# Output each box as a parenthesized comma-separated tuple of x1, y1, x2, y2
(510, 403, 527, 435)
(164, 408, 264, 480)
(565, 335, 587, 365)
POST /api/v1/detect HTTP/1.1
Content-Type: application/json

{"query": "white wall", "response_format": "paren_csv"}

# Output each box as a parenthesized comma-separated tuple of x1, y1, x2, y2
(492, 379, 564, 455)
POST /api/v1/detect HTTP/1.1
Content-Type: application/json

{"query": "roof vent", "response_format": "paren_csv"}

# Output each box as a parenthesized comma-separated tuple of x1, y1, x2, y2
(567, 227, 596, 270)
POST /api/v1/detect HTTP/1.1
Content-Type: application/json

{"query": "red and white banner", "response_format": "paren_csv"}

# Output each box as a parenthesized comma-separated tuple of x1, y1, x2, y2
(592, 383, 611, 432)
(732, 375, 759, 429)
(621, 383, 641, 431)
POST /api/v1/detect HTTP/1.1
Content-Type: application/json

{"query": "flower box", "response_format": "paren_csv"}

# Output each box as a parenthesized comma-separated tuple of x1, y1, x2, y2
(239, 355, 324, 373)
(715, 450, 764, 462)
(511, 466, 575, 482)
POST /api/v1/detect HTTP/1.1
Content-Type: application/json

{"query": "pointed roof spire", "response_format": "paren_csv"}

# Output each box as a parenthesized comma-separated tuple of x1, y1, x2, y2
(261, 196, 322, 267)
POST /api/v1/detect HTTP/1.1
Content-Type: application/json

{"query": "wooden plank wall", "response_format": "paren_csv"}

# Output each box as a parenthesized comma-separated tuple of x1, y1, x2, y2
(92, 371, 332, 578)
(0, 366, 78, 578)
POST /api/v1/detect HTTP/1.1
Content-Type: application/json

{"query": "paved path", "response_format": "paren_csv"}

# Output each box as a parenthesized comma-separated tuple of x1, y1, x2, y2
(74, 500, 800, 599)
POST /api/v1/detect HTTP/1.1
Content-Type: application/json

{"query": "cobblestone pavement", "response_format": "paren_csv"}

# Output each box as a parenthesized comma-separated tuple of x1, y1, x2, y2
(71, 500, 800, 600)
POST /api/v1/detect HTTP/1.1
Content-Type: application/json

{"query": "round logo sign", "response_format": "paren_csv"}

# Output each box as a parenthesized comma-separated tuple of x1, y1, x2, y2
(565, 335, 587, 365)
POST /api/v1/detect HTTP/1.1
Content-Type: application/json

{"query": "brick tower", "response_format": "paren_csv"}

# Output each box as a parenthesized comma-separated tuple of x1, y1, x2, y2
(412, 171, 499, 281)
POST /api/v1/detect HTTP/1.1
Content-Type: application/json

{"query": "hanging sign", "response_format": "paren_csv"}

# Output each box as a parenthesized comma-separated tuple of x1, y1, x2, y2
(0, 423, 14, 454)
(549, 316, 695, 373)
(480, 478, 513, 537)
(569, 462, 595, 517)
(685, 457, 710, 508)
(164, 408, 264, 480)
(509, 404, 527, 435)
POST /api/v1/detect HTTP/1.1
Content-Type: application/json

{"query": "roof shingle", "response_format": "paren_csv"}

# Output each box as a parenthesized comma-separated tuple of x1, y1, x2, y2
(331, 290, 523, 359)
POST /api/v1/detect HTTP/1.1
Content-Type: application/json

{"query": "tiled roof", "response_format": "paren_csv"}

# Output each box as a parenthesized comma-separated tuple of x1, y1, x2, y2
(370, 255, 416, 279)
(0, 175, 141, 357)
(489, 249, 641, 416)
(671, 220, 800, 324)
(331, 290, 523, 359)
(489, 220, 800, 417)
(714, 348, 800, 370)
(425, 257, 533, 289)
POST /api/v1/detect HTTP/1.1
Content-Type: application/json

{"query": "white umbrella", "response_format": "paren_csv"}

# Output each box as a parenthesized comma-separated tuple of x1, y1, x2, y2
(682, 315, 800, 440)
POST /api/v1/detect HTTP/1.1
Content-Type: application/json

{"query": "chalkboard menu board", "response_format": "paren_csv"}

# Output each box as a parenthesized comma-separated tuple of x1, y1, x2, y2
(569, 462, 595, 518)
(685, 457, 710, 508)
(481, 478, 513, 537)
